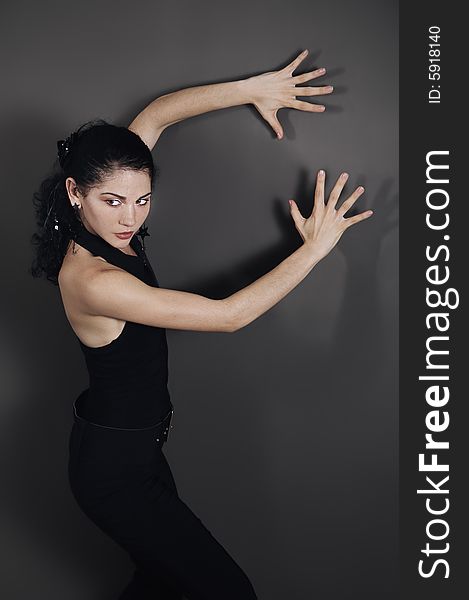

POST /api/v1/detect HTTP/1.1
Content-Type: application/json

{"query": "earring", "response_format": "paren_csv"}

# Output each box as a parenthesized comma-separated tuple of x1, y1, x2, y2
(70, 203, 82, 254)
(137, 221, 150, 251)
(73, 203, 82, 222)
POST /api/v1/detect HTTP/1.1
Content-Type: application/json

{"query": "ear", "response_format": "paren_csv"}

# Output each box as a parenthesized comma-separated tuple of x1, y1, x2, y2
(65, 177, 82, 206)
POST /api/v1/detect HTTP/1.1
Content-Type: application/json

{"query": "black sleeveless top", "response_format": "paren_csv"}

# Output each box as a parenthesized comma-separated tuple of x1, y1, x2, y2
(72, 224, 173, 428)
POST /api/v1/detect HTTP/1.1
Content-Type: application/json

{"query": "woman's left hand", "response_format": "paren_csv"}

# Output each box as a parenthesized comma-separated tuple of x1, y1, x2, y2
(243, 49, 333, 140)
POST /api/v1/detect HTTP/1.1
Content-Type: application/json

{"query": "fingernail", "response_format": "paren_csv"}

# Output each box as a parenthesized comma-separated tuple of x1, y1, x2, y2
(318, 169, 325, 176)
(289, 200, 293, 206)
(358, 186, 365, 192)
(319, 105, 326, 111)
(302, 50, 308, 55)
(328, 86, 334, 92)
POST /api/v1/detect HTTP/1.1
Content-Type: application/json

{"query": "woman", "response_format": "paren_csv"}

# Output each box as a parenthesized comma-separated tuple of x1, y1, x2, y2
(30, 50, 373, 599)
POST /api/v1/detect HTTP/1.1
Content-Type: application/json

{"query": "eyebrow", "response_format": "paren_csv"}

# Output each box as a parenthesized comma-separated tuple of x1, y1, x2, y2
(100, 192, 152, 200)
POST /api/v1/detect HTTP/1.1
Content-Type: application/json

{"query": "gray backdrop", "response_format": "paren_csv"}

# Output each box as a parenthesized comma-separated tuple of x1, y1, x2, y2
(1, 0, 398, 598)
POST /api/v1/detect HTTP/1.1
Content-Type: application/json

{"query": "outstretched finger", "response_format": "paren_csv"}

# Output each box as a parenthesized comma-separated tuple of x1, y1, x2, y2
(342, 209, 374, 229)
(314, 169, 326, 210)
(260, 108, 284, 139)
(327, 172, 349, 211)
(283, 49, 309, 74)
(294, 85, 334, 97)
(293, 68, 326, 84)
(337, 186, 365, 218)
(290, 99, 326, 112)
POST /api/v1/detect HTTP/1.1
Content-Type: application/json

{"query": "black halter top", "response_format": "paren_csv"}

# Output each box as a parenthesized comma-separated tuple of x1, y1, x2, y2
(72, 224, 173, 428)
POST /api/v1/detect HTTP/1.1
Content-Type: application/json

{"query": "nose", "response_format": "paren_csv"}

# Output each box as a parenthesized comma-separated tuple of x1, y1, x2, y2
(119, 204, 137, 228)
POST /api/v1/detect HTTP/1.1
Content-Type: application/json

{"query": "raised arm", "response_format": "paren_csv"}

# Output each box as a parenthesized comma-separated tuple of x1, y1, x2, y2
(128, 49, 333, 150)
(75, 171, 372, 333)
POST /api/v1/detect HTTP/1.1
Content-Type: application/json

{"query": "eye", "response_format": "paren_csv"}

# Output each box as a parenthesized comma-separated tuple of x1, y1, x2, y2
(105, 197, 151, 207)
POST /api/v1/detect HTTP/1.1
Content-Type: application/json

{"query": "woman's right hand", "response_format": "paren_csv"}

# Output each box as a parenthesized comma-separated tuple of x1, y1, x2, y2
(289, 169, 373, 261)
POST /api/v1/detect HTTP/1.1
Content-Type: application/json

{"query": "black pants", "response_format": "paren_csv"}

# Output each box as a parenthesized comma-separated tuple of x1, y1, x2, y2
(68, 400, 258, 599)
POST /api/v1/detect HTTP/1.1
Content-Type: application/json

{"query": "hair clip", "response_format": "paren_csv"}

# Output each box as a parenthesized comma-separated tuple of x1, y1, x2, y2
(57, 130, 78, 168)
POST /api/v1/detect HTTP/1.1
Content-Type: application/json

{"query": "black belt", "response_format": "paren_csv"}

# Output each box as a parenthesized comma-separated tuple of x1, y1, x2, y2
(72, 395, 174, 443)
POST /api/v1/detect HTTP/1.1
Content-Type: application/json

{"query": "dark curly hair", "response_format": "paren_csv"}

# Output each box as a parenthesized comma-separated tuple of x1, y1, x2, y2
(30, 118, 158, 285)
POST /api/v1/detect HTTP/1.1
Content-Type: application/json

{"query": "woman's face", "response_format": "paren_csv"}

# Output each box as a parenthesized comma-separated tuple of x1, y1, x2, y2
(66, 168, 152, 249)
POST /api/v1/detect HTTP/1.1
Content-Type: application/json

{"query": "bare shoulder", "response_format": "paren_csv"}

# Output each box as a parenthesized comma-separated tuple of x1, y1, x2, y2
(59, 243, 154, 327)
(58, 242, 129, 347)
(59, 238, 151, 319)
(58, 241, 117, 306)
